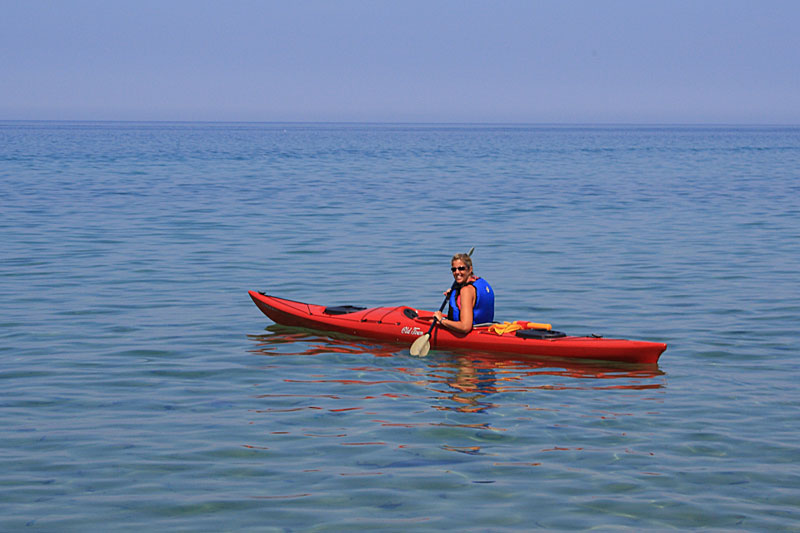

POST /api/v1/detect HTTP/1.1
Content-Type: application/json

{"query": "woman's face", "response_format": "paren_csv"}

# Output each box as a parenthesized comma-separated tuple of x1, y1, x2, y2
(451, 259, 472, 284)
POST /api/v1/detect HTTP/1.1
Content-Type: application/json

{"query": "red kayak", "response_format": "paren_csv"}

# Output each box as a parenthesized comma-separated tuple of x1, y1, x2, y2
(249, 291, 667, 364)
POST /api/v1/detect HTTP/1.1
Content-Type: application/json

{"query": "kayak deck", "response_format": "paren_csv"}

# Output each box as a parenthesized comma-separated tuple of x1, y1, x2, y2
(249, 291, 667, 364)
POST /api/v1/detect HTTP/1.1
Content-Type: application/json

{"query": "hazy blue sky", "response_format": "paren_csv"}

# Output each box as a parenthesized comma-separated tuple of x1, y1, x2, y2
(2, 0, 799, 123)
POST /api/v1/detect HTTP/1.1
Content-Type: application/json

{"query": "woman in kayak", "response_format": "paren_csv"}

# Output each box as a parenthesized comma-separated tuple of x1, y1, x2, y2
(433, 253, 495, 333)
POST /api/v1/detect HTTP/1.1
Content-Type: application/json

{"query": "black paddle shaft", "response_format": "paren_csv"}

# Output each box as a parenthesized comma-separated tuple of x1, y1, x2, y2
(426, 281, 458, 335)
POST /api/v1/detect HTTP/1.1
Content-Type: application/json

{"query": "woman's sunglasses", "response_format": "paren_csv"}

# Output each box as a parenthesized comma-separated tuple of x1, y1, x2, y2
(451, 266, 468, 272)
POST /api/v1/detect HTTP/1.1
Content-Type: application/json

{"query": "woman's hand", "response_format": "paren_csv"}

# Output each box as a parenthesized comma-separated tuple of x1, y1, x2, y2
(433, 311, 444, 322)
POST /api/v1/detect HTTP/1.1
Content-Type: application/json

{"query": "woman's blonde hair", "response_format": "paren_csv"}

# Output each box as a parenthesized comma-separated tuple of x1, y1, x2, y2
(451, 253, 473, 272)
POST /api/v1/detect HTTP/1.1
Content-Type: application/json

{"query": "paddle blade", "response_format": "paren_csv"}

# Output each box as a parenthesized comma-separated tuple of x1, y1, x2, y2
(409, 334, 431, 357)
(418, 340, 431, 357)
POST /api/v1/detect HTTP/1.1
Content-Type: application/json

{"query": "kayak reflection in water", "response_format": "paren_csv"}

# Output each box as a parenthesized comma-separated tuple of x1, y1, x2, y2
(433, 252, 495, 334)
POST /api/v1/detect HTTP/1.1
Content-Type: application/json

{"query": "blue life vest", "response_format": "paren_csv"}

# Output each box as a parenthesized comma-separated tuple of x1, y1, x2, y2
(448, 278, 494, 324)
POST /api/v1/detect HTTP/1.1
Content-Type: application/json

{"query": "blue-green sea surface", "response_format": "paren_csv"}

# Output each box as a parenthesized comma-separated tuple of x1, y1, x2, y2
(1, 122, 799, 531)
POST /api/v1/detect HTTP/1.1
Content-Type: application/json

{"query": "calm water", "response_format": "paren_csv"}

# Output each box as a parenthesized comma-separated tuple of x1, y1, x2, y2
(1, 122, 799, 531)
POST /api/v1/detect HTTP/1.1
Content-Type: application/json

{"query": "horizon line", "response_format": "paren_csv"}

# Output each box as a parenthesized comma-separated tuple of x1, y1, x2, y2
(2, 119, 799, 128)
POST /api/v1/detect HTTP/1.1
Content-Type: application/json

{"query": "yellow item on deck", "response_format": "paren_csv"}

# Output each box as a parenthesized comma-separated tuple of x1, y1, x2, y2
(525, 322, 552, 331)
(487, 321, 552, 335)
